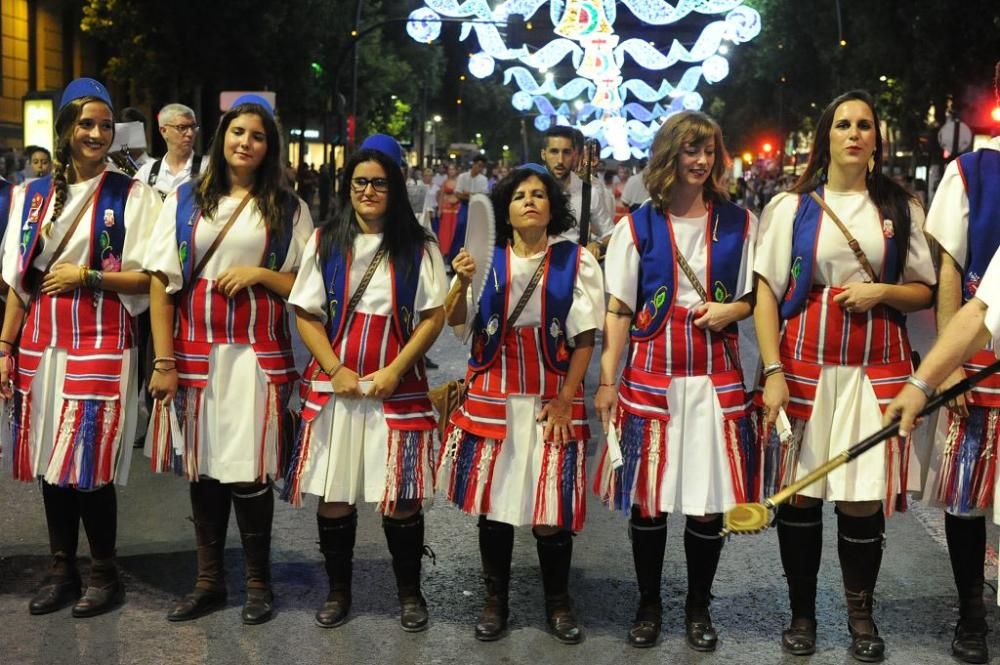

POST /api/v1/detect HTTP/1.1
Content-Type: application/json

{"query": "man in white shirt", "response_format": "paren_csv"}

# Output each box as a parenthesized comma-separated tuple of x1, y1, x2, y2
(134, 103, 207, 200)
(621, 160, 650, 213)
(455, 155, 489, 201)
(540, 126, 612, 257)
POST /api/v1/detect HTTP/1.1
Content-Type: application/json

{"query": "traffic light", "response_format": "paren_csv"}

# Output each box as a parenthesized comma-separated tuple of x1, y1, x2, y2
(507, 13, 528, 49)
(992, 104, 1000, 123)
(762, 142, 773, 155)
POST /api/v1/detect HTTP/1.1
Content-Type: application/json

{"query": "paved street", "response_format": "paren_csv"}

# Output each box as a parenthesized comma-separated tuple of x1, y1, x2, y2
(1, 310, 997, 665)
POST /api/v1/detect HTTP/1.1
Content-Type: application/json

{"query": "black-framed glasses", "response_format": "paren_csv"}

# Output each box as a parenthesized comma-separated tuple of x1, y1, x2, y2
(165, 123, 199, 134)
(351, 177, 389, 193)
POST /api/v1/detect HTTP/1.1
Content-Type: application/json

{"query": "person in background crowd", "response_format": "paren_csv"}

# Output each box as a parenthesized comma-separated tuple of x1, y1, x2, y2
(135, 103, 206, 200)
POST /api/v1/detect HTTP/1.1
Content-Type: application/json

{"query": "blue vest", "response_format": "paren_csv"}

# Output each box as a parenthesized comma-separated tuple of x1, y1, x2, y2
(779, 186, 901, 319)
(957, 150, 1000, 301)
(628, 200, 749, 340)
(0, 178, 12, 243)
(321, 239, 423, 347)
(18, 172, 129, 292)
(174, 181, 296, 287)
(469, 240, 580, 375)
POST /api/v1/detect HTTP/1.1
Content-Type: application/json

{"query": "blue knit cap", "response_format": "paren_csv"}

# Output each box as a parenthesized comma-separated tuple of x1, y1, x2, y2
(517, 162, 549, 176)
(231, 94, 274, 117)
(360, 133, 405, 167)
(59, 78, 113, 112)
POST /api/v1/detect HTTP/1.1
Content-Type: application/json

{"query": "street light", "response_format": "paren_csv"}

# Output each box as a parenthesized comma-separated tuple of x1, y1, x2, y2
(433, 114, 442, 123)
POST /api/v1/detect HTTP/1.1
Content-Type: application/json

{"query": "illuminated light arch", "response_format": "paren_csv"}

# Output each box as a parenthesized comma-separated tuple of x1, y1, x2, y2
(407, 0, 761, 159)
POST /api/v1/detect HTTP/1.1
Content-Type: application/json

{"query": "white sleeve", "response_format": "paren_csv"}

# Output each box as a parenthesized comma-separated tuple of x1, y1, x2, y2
(589, 177, 614, 240)
(287, 230, 327, 321)
(455, 172, 470, 195)
(1, 184, 26, 290)
(901, 202, 937, 286)
(923, 159, 968, 268)
(118, 180, 163, 315)
(415, 242, 448, 313)
(143, 190, 185, 294)
(753, 192, 798, 299)
(604, 218, 640, 310)
(279, 198, 314, 273)
(566, 249, 606, 339)
(736, 210, 760, 299)
(133, 160, 153, 186)
(977, 248, 1000, 346)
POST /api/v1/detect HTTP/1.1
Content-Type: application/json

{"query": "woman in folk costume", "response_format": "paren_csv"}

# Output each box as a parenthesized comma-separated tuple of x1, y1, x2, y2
(435, 163, 462, 263)
(282, 137, 446, 632)
(592, 111, 758, 652)
(908, 91, 1000, 664)
(0, 78, 160, 617)
(755, 90, 935, 662)
(440, 164, 604, 644)
(144, 95, 312, 625)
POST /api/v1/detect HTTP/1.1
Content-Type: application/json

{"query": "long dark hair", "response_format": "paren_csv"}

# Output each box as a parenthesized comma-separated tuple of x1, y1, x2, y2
(319, 148, 433, 278)
(490, 166, 575, 246)
(51, 97, 115, 224)
(791, 90, 917, 273)
(197, 102, 293, 235)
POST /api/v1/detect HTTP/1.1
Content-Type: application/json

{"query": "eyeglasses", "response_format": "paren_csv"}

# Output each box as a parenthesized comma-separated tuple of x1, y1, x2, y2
(165, 123, 199, 134)
(351, 177, 389, 193)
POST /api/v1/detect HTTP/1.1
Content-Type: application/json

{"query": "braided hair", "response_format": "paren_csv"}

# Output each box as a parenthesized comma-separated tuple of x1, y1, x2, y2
(49, 96, 115, 228)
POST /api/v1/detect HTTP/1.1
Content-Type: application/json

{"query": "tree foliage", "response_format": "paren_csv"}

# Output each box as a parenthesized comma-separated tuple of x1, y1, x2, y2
(711, 0, 1000, 154)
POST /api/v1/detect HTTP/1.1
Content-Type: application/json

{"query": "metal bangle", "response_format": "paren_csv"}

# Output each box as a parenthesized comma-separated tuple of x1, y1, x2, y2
(906, 375, 935, 399)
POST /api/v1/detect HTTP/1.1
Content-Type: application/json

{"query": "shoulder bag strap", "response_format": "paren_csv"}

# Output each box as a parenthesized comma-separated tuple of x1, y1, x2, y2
(189, 192, 253, 282)
(342, 246, 387, 322)
(579, 180, 592, 247)
(674, 245, 741, 373)
(808, 191, 878, 282)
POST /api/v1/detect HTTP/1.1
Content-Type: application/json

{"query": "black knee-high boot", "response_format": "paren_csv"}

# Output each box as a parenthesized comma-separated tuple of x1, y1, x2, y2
(29, 482, 82, 614)
(315, 510, 357, 628)
(776, 502, 823, 655)
(475, 517, 514, 641)
(73, 484, 124, 618)
(837, 507, 886, 663)
(383, 511, 430, 632)
(232, 481, 274, 625)
(684, 516, 724, 652)
(168, 478, 232, 622)
(628, 507, 667, 647)
(945, 513, 989, 664)
(535, 528, 582, 644)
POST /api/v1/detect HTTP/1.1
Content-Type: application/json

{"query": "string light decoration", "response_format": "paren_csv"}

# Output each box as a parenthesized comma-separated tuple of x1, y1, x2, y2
(407, 0, 761, 159)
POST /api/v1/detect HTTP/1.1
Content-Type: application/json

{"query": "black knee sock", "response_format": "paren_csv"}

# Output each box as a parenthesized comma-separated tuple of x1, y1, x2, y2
(776, 503, 823, 621)
(383, 511, 425, 599)
(836, 507, 884, 595)
(684, 516, 724, 610)
(945, 513, 986, 621)
(78, 484, 117, 560)
(478, 517, 514, 596)
(41, 482, 80, 560)
(630, 506, 667, 606)
(231, 481, 274, 590)
(318, 511, 357, 593)
(535, 528, 573, 603)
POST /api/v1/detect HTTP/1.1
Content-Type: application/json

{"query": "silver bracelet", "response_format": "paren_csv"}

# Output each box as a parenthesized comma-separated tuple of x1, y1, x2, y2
(906, 375, 935, 399)
(762, 361, 784, 377)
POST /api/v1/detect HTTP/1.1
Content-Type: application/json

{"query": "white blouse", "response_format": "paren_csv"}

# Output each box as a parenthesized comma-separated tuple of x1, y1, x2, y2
(289, 232, 448, 322)
(755, 189, 936, 299)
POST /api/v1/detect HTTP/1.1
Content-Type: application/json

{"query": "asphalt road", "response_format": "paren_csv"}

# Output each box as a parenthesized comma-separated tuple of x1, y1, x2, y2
(1, 309, 997, 665)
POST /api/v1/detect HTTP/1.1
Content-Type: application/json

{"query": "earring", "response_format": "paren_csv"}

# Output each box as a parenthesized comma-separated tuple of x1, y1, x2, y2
(868, 154, 876, 174)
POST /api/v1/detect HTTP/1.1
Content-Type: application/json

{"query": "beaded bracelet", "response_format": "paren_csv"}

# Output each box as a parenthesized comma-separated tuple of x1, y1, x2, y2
(84, 269, 104, 289)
